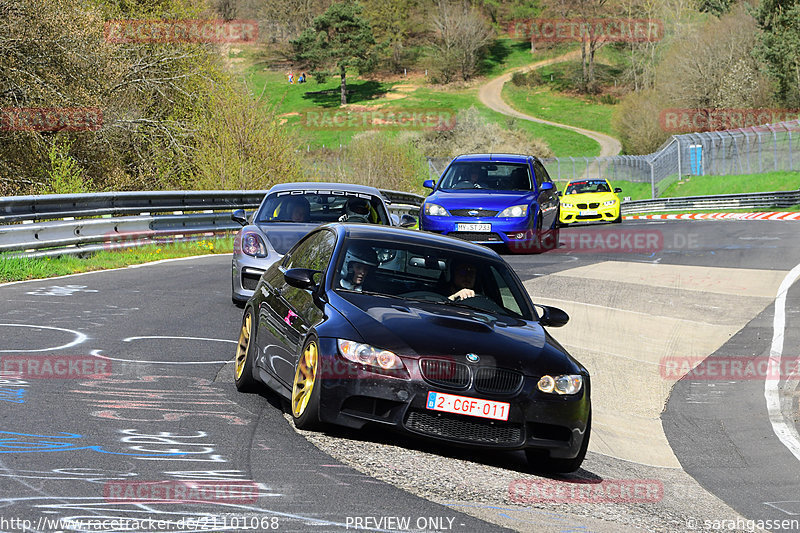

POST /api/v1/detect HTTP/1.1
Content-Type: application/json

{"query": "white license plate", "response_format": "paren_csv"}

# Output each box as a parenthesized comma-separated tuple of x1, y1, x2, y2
(456, 223, 491, 232)
(579, 210, 597, 216)
(426, 391, 509, 421)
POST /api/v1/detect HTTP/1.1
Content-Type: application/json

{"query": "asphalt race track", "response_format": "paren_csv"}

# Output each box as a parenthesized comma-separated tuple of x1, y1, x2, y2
(1, 219, 799, 533)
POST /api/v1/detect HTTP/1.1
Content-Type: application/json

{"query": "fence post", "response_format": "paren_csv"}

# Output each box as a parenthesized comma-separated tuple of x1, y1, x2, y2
(649, 160, 655, 199)
(789, 129, 793, 171)
(676, 136, 681, 182)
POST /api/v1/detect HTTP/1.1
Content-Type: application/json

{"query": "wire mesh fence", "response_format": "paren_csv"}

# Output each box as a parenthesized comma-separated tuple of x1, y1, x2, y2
(426, 119, 800, 198)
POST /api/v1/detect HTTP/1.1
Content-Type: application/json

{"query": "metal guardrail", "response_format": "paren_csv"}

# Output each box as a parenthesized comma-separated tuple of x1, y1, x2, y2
(0, 189, 426, 258)
(621, 189, 800, 214)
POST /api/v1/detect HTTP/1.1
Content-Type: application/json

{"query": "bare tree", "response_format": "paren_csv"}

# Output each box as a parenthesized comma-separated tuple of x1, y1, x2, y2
(430, 1, 493, 83)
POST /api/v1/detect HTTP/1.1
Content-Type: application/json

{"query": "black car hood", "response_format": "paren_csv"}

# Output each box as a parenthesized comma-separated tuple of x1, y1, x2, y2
(256, 223, 320, 254)
(335, 292, 580, 376)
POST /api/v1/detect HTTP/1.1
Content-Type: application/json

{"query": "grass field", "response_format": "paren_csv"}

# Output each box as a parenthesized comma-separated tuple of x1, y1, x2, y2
(502, 85, 617, 138)
(0, 238, 234, 283)
(243, 42, 601, 157)
(661, 171, 800, 197)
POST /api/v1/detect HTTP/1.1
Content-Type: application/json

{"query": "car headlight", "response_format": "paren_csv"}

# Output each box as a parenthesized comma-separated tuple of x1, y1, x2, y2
(497, 205, 528, 218)
(537, 374, 583, 395)
(337, 339, 404, 370)
(423, 203, 450, 217)
(242, 232, 267, 257)
(561, 203, 574, 209)
(603, 200, 617, 206)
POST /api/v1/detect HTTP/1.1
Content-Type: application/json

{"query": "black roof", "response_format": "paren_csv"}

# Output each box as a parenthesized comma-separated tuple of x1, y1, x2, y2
(330, 224, 502, 260)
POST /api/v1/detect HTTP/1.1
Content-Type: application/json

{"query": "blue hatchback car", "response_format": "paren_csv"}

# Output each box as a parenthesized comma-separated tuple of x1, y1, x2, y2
(419, 154, 560, 253)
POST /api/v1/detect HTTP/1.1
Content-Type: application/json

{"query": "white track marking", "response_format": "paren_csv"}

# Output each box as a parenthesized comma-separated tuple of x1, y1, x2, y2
(0, 324, 87, 353)
(123, 336, 237, 344)
(91, 349, 233, 365)
(764, 263, 800, 461)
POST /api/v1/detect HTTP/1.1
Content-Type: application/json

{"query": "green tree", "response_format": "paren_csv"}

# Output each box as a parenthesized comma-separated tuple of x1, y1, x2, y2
(362, 0, 419, 73)
(696, 0, 734, 16)
(755, 0, 800, 106)
(291, 1, 376, 106)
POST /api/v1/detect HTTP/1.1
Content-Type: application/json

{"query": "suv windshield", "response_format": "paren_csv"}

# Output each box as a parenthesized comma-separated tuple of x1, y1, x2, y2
(334, 239, 533, 320)
(438, 162, 532, 191)
(256, 190, 389, 225)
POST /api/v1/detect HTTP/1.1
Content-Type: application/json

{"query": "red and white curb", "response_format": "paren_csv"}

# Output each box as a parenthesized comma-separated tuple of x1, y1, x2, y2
(624, 212, 800, 221)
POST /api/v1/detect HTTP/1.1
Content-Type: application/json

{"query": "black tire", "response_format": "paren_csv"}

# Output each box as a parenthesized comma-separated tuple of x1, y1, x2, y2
(232, 295, 246, 308)
(234, 307, 258, 392)
(613, 210, 622, 224)
(525, 412, 591, 473)
(291, 336, 323, 430)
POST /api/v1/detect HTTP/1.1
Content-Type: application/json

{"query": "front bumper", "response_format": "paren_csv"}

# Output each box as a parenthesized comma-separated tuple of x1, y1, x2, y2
(559, 204, 619, 224)
(231, 253, 279, 303)
(419, 215, 535, 247)
(314, 339, 590, 458)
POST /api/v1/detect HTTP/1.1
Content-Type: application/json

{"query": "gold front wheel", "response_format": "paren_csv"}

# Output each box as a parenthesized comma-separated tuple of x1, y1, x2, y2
(234, 309, 257, 392)
(291, 339, 322, 429)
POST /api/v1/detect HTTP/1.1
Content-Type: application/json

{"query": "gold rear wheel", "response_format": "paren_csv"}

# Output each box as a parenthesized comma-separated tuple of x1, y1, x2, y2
(291, 339, 322, 429)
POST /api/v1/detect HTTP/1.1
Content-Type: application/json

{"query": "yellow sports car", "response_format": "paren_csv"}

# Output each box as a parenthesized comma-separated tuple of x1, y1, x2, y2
(558, 178, 622, 224)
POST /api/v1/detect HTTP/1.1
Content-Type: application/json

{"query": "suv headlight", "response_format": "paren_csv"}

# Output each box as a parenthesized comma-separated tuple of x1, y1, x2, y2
(537, 374, 583, 395)
(424, 203, 450, 217)
(497, 205, 528, 218)
(337, 339, 405, 370)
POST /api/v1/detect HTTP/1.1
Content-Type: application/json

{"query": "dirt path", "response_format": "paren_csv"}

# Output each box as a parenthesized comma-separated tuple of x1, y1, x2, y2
(478, 51, 623, 157)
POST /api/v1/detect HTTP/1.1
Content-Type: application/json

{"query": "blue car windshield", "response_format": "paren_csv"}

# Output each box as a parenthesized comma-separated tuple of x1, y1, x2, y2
(438, 162, 532, 191)
(256, 190, 389, 225)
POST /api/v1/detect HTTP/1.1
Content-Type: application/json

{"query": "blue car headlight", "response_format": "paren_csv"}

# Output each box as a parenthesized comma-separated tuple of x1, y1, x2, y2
(497, 205, 528, 218)
(423, 203, 450, 217)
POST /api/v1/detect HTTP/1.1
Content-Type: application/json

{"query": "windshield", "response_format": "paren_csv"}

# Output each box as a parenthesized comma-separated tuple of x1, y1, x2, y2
(333, 239, 534, 320)
(564, 179, 611, 195)
(256, 190, 389, 225)
(438, 162, 532, 191)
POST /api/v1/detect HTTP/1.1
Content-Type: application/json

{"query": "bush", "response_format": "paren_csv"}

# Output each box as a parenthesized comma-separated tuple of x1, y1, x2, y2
(412, 106, 552, 159)
(305, 132, 428, 194)
(192, 82, 302, 190)
(612, 89, 670, 155)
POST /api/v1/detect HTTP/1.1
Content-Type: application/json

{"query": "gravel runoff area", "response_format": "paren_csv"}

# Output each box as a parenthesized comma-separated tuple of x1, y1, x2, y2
(286, 414, 762, 533)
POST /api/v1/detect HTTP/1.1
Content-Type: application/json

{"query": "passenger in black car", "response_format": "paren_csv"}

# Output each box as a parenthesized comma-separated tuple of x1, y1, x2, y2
(447, 260, 479, 301)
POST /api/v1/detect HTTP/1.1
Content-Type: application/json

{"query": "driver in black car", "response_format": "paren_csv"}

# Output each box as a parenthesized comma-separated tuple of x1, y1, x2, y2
(447, 260, 478, 301)
(339, 245, 379, 292)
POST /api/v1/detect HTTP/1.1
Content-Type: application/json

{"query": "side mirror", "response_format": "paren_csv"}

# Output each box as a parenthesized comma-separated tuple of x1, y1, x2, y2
(614, 187, 622, 193)
(399, 214, 417, 228)
(284, 268, 321, 291)
(539, 182, 554, 192)
(423, 179, 435, 190)
(537, 305, 569, 327)
(232, 209, 248, 226)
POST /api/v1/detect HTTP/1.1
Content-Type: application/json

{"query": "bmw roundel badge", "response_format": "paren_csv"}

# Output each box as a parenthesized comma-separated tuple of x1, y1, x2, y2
(466, 353, 480, 363)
